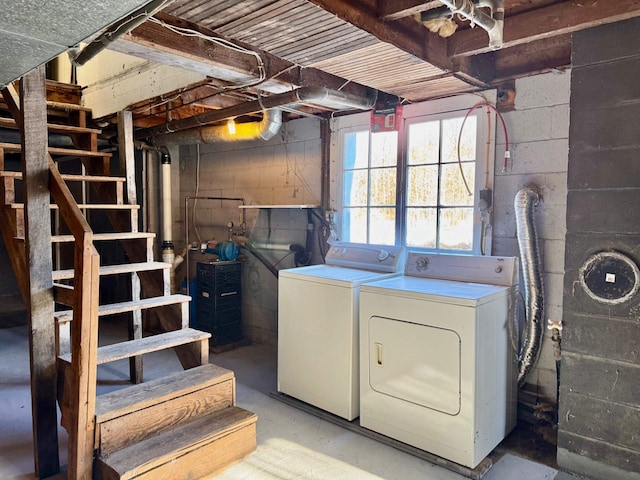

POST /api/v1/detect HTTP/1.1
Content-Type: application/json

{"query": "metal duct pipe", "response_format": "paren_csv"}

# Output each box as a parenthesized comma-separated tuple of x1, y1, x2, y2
(70, 0, 176, 66)
(438, 0, 504, 50)
(514, 187, 544, 387)
(168, 108, 282, 145)
(135, 86, 377, 140)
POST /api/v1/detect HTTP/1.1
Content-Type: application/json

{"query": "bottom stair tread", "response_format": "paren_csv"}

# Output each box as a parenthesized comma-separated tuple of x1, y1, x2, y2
(97, 406, 257, 480)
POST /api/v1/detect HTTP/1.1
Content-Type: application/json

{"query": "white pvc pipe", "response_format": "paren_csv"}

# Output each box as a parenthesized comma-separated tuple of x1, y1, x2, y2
(161, 152, 173, 247)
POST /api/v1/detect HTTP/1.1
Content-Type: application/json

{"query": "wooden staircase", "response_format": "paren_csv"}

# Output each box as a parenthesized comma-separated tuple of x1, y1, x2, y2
(0, 78, 256, 479)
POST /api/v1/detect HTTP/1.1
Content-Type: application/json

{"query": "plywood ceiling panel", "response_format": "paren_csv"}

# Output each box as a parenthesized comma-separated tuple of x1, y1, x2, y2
(0, 0, 157, 87)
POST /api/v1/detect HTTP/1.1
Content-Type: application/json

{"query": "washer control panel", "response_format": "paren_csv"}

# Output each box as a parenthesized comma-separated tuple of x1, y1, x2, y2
(326, 242, 406, 273)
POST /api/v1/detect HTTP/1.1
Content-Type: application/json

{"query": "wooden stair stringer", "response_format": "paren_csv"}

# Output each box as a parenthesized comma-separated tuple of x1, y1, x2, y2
(79, 159, 204, 370)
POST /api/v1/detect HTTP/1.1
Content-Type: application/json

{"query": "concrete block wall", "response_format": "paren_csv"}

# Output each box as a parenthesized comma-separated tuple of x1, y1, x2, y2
(492, 70, 570, 403)
(557, 18, 640, 480)
(173, 116, 323, 347)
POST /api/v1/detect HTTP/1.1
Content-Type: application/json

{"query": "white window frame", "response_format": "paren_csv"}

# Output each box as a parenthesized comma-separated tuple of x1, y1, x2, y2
(330, 93, 497, 255)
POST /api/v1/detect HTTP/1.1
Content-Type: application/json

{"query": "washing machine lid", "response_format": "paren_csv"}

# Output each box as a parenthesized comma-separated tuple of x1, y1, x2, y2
(279, 264, 397, 287)
(360, 276, 509, 306)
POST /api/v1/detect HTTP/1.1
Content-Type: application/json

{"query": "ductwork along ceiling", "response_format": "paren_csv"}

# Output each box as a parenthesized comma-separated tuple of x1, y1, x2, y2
(4, 0, 640, 133)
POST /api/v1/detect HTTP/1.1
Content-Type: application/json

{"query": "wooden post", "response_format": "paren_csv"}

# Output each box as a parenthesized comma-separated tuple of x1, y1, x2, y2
(21, 66, 60, 477)
(118, 110, 143, 383)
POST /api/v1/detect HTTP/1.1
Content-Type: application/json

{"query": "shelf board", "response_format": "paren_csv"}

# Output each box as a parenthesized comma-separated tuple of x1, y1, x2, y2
(238, 204, 320, 209)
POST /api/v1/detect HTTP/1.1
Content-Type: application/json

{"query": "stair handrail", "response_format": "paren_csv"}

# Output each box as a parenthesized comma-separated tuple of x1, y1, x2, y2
(49, 158, 100, 480)
(1, 84, 100, 480)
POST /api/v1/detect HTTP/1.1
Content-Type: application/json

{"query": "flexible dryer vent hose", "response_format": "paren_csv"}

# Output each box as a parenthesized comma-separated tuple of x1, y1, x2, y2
(514, 187, 544, 387)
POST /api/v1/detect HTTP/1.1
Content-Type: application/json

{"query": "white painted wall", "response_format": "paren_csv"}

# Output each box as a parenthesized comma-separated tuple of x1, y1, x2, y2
(75, 49, 206, 119)
(492, 70, 570, 402)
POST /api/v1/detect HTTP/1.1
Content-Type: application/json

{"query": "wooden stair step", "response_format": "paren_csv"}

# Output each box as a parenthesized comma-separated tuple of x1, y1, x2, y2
(53, 261, 170, 280)
(95, 364, 235, 454)
(0, 116, 101, 134)
(58, 327, 209, 366)
(54, 293, 190, 323)
(96, 406, 257, 480)
(9, 202, 139, 210)
(0, 170, 125, 183)
(46, 100, 92, 112)
(0, 142, 111, 158)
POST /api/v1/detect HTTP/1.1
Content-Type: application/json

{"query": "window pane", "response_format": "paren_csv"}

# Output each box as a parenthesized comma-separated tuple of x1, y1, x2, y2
(343, 208, 367, 243)
(407, 121, 439, 165)
(439, 208, 474, 251)
(440, 163, 475, 206)
(343, 170, 368, 207)
(407, 165, 438, 206)
(369, 208, 395, 245)
(370, 131, 398, 167)
(370, 167, 396, 206)
(442, 116, 476, 163)
(406, 208, 437, 248)
(344, 131, 370, 170)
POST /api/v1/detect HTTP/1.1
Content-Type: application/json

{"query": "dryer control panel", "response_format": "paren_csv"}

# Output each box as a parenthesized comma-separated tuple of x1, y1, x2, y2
(405, 252, 518, 286)
(326, 242, 406, 273)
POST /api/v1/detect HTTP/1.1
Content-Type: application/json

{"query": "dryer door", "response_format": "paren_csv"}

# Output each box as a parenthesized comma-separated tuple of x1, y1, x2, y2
(367, 316, 461, 415)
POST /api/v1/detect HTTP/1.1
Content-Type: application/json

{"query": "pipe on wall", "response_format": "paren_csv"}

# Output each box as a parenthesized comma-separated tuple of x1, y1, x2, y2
(514, 187, 544, 387)
(69, 0, 176, 66)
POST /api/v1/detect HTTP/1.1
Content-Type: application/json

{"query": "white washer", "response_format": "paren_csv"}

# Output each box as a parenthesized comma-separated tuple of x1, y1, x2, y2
(359, 253, 519, 468)
(278, 242, 405, 420)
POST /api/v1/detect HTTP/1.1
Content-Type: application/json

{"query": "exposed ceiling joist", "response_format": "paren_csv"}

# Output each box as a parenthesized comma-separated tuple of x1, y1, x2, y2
(449, 0, 640, 57)
(306, 0, 452, 71)
(110, 13, 374, 99)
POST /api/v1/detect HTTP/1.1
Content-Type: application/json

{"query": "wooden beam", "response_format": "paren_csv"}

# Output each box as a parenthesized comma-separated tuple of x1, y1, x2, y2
(378, 0, 441, 21)
(20, 67, 60, 478)
(118, 110, 143, 384)
(449, 0, 640, 57)
(307, 0, 453, 71)
(492, 33, 572, 83)
(110, 13, 375, 100)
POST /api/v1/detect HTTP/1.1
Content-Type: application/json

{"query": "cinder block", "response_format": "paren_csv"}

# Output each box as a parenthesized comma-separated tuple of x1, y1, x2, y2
(544, 239, 566, 275)
(551, 105, 570, 140)
(515, 71, 570, 110)
(560, 353, 640, 405)
(562, 312, 639, 365)
(570, 102, 640, 152)
(557, 432, 640, 479)
(567, 189, 640, 234)
(568, 146, 640, 190)
(573, 17, 640, 67)
(499, 139, 568, 176)
(497, 108, 555, 144)
(571, 57, 640, 110)
(285, 116, 322, 143)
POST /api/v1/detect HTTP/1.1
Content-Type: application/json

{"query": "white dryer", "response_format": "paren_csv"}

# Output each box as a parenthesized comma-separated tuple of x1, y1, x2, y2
(278, 242, 405, 420)
(359, 253, 518, 468)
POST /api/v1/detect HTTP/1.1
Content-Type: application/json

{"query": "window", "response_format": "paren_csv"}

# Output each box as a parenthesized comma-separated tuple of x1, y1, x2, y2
(333, 96, 495, 254)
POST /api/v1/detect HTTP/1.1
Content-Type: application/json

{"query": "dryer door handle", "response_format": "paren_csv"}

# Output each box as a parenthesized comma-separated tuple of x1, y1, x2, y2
(375, 342, 383, 366)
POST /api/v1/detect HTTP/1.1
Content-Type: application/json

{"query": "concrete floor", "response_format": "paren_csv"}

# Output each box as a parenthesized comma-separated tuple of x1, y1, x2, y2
(0, 322, 559, 480)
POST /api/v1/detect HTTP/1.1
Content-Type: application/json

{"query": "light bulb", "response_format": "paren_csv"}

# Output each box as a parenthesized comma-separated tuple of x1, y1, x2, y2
(227, 118, 236, 135)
